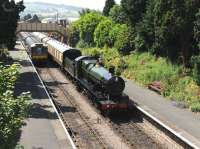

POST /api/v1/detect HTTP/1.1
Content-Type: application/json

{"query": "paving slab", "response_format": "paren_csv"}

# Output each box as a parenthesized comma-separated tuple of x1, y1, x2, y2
(10, 41, 75, 149)
(125, 80, 200, 148)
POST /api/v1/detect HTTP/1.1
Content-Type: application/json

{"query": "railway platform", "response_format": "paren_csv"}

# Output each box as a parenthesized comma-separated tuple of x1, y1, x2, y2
(11, 41, 75, 149)
(125, 80, 200, 148)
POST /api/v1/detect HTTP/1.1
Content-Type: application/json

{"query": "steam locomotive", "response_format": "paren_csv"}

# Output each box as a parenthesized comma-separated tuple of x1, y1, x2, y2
(19, 32, 48, 62)
(32, 32, 130, 112)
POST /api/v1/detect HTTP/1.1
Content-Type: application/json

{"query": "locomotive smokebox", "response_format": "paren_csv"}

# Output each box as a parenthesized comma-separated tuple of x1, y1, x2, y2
(106, 76, 125, 96)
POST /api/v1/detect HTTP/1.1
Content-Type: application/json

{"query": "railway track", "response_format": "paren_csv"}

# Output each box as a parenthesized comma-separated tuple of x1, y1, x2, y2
(37, 63, 108, 149)
(108, 117, 162, 148)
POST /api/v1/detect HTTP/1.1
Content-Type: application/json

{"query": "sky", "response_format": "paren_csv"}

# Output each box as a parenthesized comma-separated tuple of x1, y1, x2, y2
(15, 0, 121, 10)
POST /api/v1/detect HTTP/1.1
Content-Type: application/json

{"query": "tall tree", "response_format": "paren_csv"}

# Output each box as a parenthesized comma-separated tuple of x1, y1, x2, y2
(23, 13, 32, 21)
(194, 9, 200, 50)
(0, 0, 25, 49)
(152, 0, 199, 64)
(121, 0, 147, 25)
(79, 8, 92, 16)
(109, 4, 129, 24)
(103, 0, 116, 16)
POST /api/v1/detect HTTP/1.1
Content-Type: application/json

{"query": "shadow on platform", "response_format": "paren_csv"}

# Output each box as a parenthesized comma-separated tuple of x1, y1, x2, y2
(29, 103, 58, 120)
(14, 71, 48, 99)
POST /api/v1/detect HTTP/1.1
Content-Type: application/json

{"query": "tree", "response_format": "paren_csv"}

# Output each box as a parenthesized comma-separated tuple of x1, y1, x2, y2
(68, 21, 80, 47)
(109, 24, 133, 54)
(94, 19, 114, 47)
(151, 0, 199, 64)
(194, 9, 200, 49)
(121, 0, 147, 25)
(79, 8, 92, 16)
(0, 0, 25, 49)
(103, 0, 116, 16)
(133, 0, 156, 52)
(131, 0, 200, 65)
(109, 4, 129, 24)
(78, 12, 105, 45)
(23, 13, 32, 21)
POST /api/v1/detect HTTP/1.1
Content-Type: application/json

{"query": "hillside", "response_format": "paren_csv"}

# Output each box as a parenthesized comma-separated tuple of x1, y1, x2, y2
(21, 2, 82, 19)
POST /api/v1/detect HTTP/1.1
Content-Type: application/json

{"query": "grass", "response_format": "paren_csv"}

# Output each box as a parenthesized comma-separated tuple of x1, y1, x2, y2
(81, 47, 200, 112)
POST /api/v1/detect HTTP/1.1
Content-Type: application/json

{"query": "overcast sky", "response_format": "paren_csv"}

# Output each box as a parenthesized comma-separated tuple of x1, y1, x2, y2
(15, 0, 121, 10)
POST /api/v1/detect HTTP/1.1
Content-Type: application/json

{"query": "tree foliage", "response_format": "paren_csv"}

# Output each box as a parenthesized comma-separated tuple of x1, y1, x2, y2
(112, 24, 133, 54)
(121, 0, 147, 25)
(68, 22, 80, 47)
(78, 8, 101, 17)
(194, 9, 200, 49)
(121, 0, 200, 65)
(103, 0, 116, 16)
(0, 63, 31, 148)
(94, 19, 114, 47)
(191, 56, 200, 85)
(78, 12, 105, 45)
(79, 8, 92, 16)
(23, 13, 32, 21)
(109, 4, 129, 24)
(0, 0, 25, 49)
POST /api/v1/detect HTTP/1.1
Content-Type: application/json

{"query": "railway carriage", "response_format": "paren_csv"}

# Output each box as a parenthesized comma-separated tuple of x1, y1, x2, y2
(19, 32, 48, 62)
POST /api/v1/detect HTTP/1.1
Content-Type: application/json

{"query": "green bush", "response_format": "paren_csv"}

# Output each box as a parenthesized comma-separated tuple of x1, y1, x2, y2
(94, 19, 114, 47)
(81, 47, 102, 57)
(0, 64, 31, 148)
(111, 24, 133, 54)
(191, 102, 200, 112)
(78, 12, 105, 45)
(109, 24, 125, 47)
(76, 40, 90, 48)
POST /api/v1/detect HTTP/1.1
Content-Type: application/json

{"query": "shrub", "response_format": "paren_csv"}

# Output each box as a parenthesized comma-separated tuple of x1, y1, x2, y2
(94, 19, 114, 47)
(81, 47, 102, 57)
(76, 40, 90, 48)
(109, 24, 126, 47)
(191, 56, 200, 85)
(0, 64, 31, 148)
(191, 102, 200, 112)
(110, 24, 133, 54)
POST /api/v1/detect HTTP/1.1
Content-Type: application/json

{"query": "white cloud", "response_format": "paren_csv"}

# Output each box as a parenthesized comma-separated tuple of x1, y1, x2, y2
(15, 0, 121, 10)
